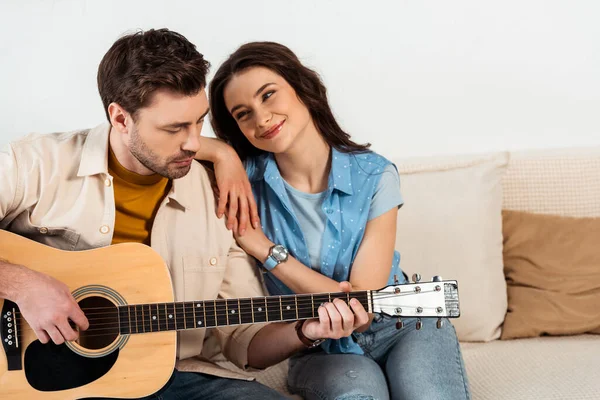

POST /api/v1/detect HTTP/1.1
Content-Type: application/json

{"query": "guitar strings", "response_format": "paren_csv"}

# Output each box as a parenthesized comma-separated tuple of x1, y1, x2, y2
(11, 290, 443, 327)
(11, 293, 451, 339)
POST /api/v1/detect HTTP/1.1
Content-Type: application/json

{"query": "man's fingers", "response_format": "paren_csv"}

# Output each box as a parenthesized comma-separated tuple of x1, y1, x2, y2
(70, 307, 89, 331)
(45, 325, 65, 345)
(57, 319, 79, 342)
(34, 328, 50, 344)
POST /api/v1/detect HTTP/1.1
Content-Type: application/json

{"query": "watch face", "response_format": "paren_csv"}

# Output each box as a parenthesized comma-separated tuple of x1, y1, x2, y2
(272, 245, 289, 262)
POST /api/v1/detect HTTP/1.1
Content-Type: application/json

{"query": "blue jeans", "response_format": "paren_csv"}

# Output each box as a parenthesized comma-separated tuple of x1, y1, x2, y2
(91, 369, 287, 400)
(288, 316, 471, 400)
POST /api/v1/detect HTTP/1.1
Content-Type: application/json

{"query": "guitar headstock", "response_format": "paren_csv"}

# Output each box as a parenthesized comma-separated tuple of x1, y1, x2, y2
(371, 275, 460, 319)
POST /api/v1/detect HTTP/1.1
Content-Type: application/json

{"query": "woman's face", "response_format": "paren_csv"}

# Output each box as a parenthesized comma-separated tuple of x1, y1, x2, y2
(223, 67, 313, 154)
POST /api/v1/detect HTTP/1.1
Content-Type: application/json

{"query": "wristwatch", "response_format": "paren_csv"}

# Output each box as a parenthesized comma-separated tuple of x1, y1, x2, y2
(295, 320, 326, 348)
(263, 244, 289, 270)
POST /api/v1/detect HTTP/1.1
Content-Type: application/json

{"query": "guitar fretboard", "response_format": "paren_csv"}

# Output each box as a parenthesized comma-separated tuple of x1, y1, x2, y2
(117, 291, 370, 335)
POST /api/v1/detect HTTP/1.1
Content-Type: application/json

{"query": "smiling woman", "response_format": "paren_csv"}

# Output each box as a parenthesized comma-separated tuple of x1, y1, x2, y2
(203, 41, 472, 400)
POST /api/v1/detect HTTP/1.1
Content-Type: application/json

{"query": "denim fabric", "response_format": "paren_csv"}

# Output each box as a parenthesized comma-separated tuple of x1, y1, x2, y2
(288, 317, 471, 400)
(90, 369, 287, 400)
(246, 148, 405, 354)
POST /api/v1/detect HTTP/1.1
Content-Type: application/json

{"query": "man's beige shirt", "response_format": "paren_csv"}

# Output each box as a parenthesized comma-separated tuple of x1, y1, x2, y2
(0, 123, 267, 380)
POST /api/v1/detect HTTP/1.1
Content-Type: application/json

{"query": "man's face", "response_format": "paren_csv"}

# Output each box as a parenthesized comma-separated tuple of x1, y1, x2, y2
(128, 89, 209, 179)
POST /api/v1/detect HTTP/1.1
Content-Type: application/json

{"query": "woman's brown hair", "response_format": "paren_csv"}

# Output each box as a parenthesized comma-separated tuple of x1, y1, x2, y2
(209, 42, 370, 161)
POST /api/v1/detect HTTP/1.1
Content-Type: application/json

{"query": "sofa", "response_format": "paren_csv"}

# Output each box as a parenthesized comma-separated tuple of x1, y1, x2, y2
(219, 146, 600, 399)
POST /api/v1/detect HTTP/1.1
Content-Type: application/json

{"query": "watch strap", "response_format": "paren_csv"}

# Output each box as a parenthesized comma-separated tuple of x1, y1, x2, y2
(295, 320, 325, 348)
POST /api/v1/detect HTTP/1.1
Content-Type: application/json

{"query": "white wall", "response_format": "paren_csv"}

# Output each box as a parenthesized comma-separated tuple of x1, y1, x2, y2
(1, 0, 599, 159)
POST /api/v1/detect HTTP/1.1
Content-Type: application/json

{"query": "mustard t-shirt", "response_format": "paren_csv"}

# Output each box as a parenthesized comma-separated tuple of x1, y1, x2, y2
(108, 148, 171, 245)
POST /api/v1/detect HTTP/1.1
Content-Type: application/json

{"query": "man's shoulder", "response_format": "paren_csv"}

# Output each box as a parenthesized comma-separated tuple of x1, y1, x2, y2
(8, 128, 93, 164)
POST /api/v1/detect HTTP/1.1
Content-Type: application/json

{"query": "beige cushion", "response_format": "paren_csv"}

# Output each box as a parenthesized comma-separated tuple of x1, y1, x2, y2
(503, 147, 600, 217)
(461, 335, 600, 399)
(393, 152, 509, 341)
(501, 210, 600, 339)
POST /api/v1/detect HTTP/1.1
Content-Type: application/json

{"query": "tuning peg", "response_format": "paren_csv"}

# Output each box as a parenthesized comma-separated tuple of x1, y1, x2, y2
(412, 273, 421, 283)
(416, 318, 422, 330)
(432, 275, 443, 282)
(437, 318, 444, 329)
(396, 318, 403, 330)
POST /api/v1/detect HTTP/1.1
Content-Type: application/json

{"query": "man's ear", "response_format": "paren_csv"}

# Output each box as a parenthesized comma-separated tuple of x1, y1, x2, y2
(108, 103, 131, 135)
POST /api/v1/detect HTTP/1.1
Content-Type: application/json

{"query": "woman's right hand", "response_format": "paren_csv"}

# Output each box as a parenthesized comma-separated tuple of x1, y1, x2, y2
(213, 151, 259, 235)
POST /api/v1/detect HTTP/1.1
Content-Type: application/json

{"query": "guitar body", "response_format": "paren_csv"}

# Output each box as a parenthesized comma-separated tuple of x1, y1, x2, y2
(0, 231, 176, 399)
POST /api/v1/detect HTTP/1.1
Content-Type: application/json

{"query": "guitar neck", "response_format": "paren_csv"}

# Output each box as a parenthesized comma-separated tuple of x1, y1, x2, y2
(117, 291, 371, 335)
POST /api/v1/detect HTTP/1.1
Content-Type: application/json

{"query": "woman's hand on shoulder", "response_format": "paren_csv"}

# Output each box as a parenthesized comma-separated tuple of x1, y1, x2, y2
(212, 150, 260, 235)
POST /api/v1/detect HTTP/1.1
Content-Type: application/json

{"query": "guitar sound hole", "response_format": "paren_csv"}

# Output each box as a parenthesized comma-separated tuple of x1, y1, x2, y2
(77, 296, 119, 350)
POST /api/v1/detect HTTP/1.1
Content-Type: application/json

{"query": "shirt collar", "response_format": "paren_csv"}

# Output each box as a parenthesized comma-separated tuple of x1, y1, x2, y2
(77, 122, 111, 177)
(77, 121, 195, 210)
(260, 148, 354, 195)
(329, 148, 354, 195)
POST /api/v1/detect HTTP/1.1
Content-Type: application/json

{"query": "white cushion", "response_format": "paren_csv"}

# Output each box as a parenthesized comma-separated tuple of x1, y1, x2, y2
(503, 146, 600, 217)
(392, 152, 509, 341)
(461, 335, 600, 399)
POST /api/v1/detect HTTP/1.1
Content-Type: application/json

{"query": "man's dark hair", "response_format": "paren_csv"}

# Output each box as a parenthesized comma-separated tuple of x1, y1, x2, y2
(98, 28, 210, 120)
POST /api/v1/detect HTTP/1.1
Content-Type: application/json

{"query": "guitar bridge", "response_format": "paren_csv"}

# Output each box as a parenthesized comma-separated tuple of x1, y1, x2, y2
(1, 300, 22, 370)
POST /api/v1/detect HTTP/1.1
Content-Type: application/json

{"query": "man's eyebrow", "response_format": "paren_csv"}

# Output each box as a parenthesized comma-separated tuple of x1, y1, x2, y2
(159, 108, 210, 129)
(230, 82, 276, 115)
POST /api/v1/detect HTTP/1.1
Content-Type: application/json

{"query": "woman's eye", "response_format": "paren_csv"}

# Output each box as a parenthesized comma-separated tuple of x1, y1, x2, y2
(262, 91, 275, 101)
(236, 111, 248, 120)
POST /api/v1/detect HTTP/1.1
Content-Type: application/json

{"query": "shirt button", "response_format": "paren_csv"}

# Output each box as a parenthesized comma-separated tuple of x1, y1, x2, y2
(326, 209, 334, 214)
(39, 227, 48, 234)
(209, 257, 218, 266)
(99, 225, 110, 234)
(104, 179, 112, 187)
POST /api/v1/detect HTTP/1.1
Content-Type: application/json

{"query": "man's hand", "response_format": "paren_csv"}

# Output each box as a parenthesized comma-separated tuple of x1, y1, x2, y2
(213, 154, 259, 235)
(16, 268, 89, 345)
(301, 281, 370, 341)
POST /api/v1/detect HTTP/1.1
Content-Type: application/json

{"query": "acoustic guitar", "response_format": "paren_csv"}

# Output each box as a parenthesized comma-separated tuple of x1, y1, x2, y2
(0, 230, 460, 399)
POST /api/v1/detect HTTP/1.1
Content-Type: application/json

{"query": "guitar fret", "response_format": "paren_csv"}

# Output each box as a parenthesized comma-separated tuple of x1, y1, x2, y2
(192, 301, 197, 328)
(151, 304, 159, 332)
(215, 299, 228, 326)
(280, 295, 297, 321)
(184, 302, 194, 330)
(157, 303, 166, 331)
(251, 297, 267, 323)
(166, 303, 175, 331)
(128, 305, 132, 334)
(266, 296, 281, 322)
(175, 303, 185, 330)
(297, 294, 314, 320)
(239, 298, 253, 324)
(118, 306, 130, 335)
(144, 304, 152, 333)
(226, 298, 241, 325)
(294, 296, 299, 320)
(134, 305, 142, 334)
(204, 300, 216, 328)
(194, 301, 204, 328)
